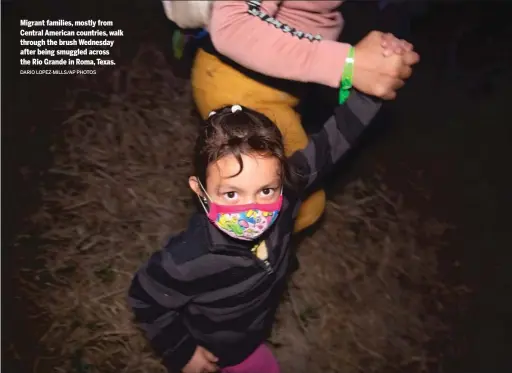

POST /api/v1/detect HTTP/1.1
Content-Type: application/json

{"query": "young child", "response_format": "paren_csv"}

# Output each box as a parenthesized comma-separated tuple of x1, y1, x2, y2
(128, 91, 382, 373)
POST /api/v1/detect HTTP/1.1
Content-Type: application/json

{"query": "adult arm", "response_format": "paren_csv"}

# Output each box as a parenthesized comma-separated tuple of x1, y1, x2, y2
(209, 1, 350, 88)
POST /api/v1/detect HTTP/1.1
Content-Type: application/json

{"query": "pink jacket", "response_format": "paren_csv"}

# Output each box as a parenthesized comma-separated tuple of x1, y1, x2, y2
(209, 1, 349, 89)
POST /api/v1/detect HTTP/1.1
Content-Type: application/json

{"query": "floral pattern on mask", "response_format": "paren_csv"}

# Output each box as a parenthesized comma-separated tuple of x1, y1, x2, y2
(213, 209, 279, 241)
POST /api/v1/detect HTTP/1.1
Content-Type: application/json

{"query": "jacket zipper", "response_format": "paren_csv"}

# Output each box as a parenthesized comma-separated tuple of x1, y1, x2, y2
(260, 258, 273, 275)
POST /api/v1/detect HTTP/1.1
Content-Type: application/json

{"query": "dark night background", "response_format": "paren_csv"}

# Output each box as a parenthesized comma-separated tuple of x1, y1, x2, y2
(2, 0, 512, 372)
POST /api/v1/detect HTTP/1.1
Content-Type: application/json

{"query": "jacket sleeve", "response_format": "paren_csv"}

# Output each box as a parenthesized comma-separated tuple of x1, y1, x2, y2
(209, 0, 350, 88)
(288, 91, 382, 196)
(128, 249, 196, 373)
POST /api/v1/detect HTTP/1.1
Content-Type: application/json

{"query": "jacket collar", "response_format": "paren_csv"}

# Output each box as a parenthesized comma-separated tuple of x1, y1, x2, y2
(189, 212, 253, 252)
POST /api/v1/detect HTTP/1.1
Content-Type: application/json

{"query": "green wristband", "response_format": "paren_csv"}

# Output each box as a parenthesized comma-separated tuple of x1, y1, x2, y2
(172, 30, 188, 60)
(338, 46, 355, 104)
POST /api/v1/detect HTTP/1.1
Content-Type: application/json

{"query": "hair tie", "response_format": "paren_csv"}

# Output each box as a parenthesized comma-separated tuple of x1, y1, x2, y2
(208, 111, 216, 118)
(231, 105, 242, 113)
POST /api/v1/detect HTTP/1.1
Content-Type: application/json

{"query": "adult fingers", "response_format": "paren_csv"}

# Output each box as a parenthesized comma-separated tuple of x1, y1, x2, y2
(382, 48, 394, 57)
(381, 33, 405, 55)
(382, 38, 414, 57)
(400, 39, 414, 52)
(403, 50, 420, 65)
(378, 78, 404, 100)
(392, 78, 405, 91)
(393, 41, 413, 55)
(398, 64, 413, 80)
(393, 46, 406, 55)
(381, 32, 397, 47)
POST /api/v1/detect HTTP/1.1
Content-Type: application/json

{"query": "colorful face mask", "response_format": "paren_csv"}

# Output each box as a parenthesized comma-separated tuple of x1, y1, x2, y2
(197, 182, 282, 241)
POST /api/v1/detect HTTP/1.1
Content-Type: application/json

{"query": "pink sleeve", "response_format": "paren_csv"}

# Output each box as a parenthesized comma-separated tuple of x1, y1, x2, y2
(209, 1, 350, 89)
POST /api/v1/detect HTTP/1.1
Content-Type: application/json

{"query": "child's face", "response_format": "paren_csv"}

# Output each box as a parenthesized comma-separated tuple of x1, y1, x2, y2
(191, 152, 282, 205)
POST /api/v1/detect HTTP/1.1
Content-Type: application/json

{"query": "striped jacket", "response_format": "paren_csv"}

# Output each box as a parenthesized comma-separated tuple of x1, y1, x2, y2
(128, 91, 381, 372)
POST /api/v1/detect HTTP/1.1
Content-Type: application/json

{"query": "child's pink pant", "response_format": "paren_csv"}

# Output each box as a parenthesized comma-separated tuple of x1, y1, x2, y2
(221, 344, 280, 373)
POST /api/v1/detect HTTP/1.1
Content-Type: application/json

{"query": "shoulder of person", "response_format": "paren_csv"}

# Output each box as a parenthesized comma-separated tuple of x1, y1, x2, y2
(161, 213, 211, 266)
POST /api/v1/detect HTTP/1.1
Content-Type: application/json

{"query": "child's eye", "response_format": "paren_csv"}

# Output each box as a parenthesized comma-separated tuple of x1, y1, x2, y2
(260, 188, 275, 197)
(224, 191, 238, 200)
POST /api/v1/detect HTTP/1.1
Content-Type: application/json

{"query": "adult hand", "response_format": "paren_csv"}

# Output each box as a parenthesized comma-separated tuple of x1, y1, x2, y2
(353, 31, 420, 100)
(381, 32, 414, 57)
(182, 346, 219, 373)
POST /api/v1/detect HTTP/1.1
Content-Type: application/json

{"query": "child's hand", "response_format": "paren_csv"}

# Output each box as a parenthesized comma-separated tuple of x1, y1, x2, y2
(381, 32, 414, 57)
(182, 346, 219, 373)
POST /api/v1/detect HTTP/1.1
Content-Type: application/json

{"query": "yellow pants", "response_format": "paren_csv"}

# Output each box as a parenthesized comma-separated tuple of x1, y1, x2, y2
(191, 48, 326, 233)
